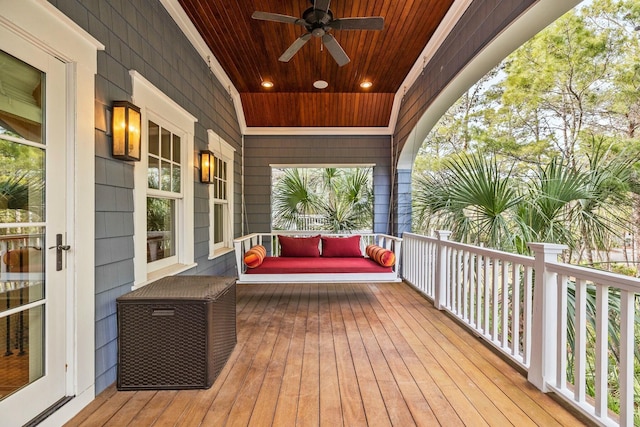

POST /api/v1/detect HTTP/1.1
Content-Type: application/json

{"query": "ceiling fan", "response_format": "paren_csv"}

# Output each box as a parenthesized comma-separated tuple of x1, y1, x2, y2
(252, 0, 384, 67)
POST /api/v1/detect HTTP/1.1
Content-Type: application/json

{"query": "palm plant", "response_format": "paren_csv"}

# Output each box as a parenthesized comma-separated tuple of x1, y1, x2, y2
(413, 152, 522, 250)
(572, 139, 636, 264)
(271, 167, 373, 232)
(0, 172, 44, 223)
(317, 168, 373, 232)
(515, 156, 589, 254)
(272, 168, 319, 230)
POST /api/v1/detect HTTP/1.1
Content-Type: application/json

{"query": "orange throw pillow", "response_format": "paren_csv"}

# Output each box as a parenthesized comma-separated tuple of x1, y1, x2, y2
(244, 245, 266, 268)
(366, 244, 396, 268)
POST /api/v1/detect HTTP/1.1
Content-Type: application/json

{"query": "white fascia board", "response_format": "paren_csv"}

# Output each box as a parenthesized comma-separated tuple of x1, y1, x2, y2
(243, 126, 393, 136)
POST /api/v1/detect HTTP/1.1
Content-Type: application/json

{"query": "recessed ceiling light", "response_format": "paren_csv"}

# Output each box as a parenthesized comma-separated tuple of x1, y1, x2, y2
(313, 80, 328, 89)
(261, 81, 274, 88)
(360, 81, 373, 89)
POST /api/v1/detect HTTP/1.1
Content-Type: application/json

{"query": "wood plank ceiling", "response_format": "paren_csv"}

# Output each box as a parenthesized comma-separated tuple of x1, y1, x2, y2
(178, 0, 454, 128)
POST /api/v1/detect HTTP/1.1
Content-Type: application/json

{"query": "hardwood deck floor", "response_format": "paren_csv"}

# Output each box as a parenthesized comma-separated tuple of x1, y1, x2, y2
(65, 282, 585, 426)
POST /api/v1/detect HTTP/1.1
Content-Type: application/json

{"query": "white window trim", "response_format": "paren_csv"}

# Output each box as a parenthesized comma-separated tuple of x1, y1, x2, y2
(207, 129, 235, 258)
(131, 71, 196, 288)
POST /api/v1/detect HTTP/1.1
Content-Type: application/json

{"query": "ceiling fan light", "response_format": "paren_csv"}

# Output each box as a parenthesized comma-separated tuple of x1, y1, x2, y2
(313, 80, 329, 89)
(261, 80, 274, 88)
(360, 81, 373, 89)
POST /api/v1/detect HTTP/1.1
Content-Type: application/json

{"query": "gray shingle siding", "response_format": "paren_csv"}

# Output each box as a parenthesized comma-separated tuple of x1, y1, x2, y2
(48, 0, 241, 393)
(243, 135, 394, 235)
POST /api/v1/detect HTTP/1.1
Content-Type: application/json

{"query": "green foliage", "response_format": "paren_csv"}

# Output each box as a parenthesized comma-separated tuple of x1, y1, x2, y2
(414, 153, 521, 250)
(412, 1, 640, 421)
(272, 167, 373, 232)
(0, 138, 45, 223)
(147, 197, 173, 232)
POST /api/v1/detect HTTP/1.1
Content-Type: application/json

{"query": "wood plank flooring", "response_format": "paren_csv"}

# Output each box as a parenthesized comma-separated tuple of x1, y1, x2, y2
(65, 282, 585, 426)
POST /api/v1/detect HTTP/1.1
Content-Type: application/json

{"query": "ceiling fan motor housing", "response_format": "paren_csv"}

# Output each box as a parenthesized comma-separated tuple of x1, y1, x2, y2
(302, 7, 333, 37)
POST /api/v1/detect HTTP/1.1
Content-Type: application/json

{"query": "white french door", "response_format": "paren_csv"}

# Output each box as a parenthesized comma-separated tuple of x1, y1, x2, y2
(0, 27, 69, 426)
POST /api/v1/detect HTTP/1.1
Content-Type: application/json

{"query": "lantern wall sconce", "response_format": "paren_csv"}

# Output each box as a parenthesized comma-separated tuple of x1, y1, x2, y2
(200, 150, 214, 183)
(112, 101, 141, 161)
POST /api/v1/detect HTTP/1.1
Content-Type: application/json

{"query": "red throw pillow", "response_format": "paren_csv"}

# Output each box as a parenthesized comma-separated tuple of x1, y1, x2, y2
(278, 235, 321, 257)
(321, 235, 362, 257)
(244, 245, 266, 268)
(366, 244, 396, 267)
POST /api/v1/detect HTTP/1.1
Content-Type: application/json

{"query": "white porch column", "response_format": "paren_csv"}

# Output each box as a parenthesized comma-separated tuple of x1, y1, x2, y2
(434, 230, 451, 310)
(527, 242, 567, 391)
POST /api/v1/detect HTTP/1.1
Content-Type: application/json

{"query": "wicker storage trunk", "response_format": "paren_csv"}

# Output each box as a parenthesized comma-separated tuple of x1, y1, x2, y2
(116, 276, 236, 390)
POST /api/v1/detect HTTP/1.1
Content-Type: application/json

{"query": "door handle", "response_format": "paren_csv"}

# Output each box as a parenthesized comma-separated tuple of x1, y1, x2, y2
(48, 234, 70, 271)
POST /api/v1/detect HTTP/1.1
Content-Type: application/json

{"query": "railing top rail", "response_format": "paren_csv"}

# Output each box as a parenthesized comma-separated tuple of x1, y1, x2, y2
(239, 231, 402, 240)
(546, 260, 640, 293)
(403, 232, 534, 266)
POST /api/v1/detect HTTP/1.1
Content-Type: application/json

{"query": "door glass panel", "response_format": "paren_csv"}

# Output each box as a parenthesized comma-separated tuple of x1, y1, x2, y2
(0, 51, 43, 144)
(0, 49, 46, 401)
(0, 306, 44, 399)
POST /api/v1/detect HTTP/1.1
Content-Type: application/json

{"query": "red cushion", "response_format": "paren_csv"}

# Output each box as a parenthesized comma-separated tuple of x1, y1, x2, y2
(243, 245, 266, 268)
(366, 244, 396, 268)
(321, 235, 362, 257)
(246, 257, 392, 274)
(278, 235, 320, 257)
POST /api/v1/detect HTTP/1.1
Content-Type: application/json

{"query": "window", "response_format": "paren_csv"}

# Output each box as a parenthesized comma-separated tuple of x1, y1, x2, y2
(132, 71, 196, 287)
(271, 166, 373, 233)
(207, 130, 234, 257)
(146, 121, 181, 267)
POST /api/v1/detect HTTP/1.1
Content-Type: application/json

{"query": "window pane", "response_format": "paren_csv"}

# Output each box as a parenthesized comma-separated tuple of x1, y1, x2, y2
(160, 160, 171, 191)
(148, 156, 159, 189)
(0, 232, 45, 312)
(0, 51, 43, 144)
(214, 203, 224, 244)
(147, 197, 175, 263)
(172, 135, 181, 162)
(148, 121, 159, 156)
(0, 305, 44, 398)
(172, 165, 181, 193)
(0, 139, 45, 223)
(161, 128, 171, 161)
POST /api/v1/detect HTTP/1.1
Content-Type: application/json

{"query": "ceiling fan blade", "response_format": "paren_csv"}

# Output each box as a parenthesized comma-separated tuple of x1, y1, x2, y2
(329, 17, 384, 31)
(314, 0, 331, 13)
(279, 33, 312, 62)
(321, 34, 350, 66)
(252, 11, 305, 26)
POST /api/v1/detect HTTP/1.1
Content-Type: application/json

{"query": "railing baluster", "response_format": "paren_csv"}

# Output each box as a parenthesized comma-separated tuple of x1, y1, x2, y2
(619, 289, 634, 427)
(557, 273, 567, 390)
(456, 249, 461, 315)
(512, 262, 520, 358)
(462, 251, 473, 324)
(492, 259, 499, 341)
(501, 261, 509, 348)
(523, 265, 533, 366)
(475, 254, 482, 329)
(574, 278, 587, 403)
(484, 256, 490, 337)
(594, 284, 608, 418)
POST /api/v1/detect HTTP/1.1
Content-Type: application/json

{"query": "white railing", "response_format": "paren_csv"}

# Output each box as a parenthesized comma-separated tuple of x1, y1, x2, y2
(402, 232, 639, 427)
